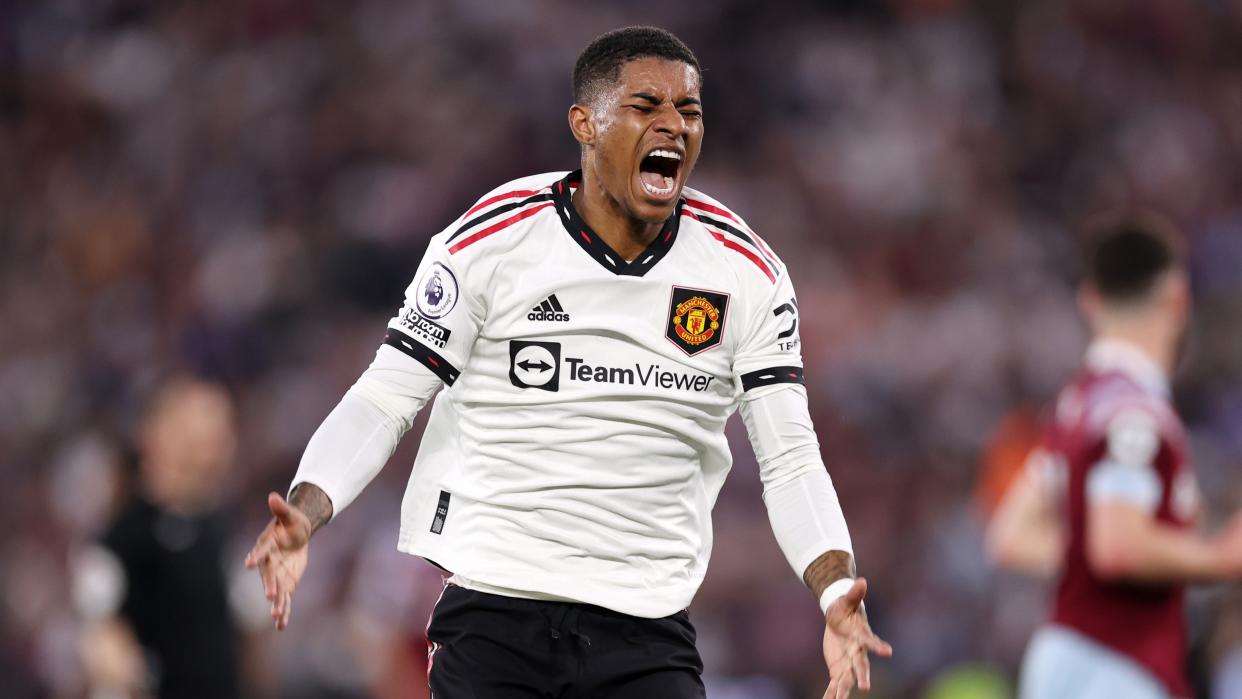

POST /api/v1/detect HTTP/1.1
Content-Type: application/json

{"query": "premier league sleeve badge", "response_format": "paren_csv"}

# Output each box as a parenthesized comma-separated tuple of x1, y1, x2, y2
(416, 262, 459, 319)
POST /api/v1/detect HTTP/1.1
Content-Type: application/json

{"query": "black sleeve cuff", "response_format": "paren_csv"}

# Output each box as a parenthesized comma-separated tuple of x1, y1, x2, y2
(740, 365, 804, 392)
(383, 328, 460, 386)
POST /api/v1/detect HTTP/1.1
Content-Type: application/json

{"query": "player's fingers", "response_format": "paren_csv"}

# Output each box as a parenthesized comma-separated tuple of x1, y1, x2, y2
(273, 563, 298, 600)
(851, 647, 871, 692)
(861, 631, 892, 657)
(258, 558, 278, 601)
(835, 671, 855, 699)
(272, 560, 290, 591)
(823, 654, 844, 699)
(276, 569, 291, 617)
(272, 564, 292, 622)
(280, 565, 297, 604)
(278, 589, 292, 630)
(827, 655, 854, 699)
(246, 530, 277, 568)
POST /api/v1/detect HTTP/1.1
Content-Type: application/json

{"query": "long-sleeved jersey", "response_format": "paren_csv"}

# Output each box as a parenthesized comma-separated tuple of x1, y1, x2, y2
(294, 170, 851, 618)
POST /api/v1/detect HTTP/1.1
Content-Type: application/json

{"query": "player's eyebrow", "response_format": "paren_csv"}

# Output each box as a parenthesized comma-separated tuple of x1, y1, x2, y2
(628, 92, 702, 108)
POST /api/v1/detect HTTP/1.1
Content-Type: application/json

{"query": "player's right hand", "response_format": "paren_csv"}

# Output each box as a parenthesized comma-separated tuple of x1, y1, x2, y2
(245, 492, 312, 631)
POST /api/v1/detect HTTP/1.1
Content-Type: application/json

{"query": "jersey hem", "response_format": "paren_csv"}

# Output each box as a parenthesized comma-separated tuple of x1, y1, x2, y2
(397, 535, 694, 619)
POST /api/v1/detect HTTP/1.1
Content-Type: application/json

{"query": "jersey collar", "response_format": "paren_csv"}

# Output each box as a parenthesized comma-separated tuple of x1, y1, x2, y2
(551, 170, 682, 277)
(1086, 338, 1170, 399)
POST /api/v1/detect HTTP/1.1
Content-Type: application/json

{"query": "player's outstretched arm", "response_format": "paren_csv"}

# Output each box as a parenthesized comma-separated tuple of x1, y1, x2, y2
(1088, 503, 1242, 583)
(244, 339, 448, 631)
(805, 551, 892, 699)
(740, 385, 892, 696)
(244, 485, 330, 630)
(986, 454, 1062, 577)
(1083, 409, 1242, 583)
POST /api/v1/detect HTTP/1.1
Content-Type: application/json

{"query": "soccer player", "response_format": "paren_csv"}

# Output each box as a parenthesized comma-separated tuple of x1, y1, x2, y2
(246, 26, 890, 698)
(986, 219, 1242, 699)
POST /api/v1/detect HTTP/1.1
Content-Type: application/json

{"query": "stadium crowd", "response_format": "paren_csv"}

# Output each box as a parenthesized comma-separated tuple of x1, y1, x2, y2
(4, 0, 1242, 697)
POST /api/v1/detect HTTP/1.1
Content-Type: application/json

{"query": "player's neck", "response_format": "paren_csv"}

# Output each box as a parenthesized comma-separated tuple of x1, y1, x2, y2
(571, 180, 664, 262)
(1093, 317, 1176, 377)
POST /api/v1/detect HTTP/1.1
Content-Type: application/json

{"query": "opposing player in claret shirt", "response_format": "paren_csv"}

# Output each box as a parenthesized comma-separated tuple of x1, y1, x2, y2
(987, 219, 1242, 699)
(246, 26, 890, 698)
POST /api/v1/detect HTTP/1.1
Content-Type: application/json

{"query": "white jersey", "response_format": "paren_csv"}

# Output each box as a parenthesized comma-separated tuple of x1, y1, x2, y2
(368, 172, 804, 618)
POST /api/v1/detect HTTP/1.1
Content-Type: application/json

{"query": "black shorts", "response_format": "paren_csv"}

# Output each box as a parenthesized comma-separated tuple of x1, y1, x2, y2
(426, 585, 705, 698)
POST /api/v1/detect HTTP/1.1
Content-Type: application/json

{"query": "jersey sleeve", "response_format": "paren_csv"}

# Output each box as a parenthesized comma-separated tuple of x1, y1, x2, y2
(289, 217, 490, 518)
(382, 232, 485, 387)
(288, 348, 443, 517)
(741, 385, 853, 579)
(1086, 408, 1164, 513)
(733, 269, 804, 398)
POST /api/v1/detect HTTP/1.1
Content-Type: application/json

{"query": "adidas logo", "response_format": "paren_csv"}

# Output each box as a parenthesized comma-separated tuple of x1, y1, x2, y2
(528, 294, 570, 322)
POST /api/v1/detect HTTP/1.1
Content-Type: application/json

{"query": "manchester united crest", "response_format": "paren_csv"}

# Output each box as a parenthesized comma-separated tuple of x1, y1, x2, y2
(666, 286, 729, 356)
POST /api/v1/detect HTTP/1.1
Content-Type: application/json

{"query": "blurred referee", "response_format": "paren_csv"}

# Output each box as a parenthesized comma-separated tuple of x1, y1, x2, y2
(76, 377, 240, 699)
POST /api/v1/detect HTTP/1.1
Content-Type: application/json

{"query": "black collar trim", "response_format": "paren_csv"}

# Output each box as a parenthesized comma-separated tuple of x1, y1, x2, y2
(551, 171, 681, 277)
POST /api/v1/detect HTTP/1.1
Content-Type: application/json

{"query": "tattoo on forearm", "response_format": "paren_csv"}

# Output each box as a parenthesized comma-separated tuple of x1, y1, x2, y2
(289, 483, 334, 534)
(804, 550, 856, 598)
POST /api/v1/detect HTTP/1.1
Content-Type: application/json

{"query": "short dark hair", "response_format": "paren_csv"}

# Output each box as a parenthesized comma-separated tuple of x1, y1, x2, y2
(573, 26, 701, 106)
(1085, 217, 1183, 304)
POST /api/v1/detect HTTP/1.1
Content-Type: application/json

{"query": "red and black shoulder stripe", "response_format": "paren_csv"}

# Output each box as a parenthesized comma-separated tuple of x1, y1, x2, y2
(445, 183, 556, 254)
(680, 195, 782, 283)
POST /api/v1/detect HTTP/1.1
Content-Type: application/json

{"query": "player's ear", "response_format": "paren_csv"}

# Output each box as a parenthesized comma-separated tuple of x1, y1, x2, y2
(1163, 270, 1190, 314)
(569, 103, 596, 147)
(1157, 271, 1192, 337)
(1078, 285, 1101, 328)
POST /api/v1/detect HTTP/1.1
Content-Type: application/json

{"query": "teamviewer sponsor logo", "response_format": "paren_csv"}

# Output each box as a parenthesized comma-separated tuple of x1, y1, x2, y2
(509, 340, 561, 391)
(528, 294, 570, 322)
(565, 357, 715, 392)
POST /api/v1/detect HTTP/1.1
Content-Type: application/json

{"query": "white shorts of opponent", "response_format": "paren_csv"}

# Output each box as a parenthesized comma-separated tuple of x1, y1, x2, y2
(1019, 625, 1172, 699)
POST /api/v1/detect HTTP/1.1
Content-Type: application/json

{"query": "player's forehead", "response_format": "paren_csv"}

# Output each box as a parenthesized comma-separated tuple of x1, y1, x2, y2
(613, 57, 701, 102)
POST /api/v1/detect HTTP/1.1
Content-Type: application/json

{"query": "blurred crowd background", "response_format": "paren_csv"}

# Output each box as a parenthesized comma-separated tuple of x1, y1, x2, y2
(5, 0, 1242, 697)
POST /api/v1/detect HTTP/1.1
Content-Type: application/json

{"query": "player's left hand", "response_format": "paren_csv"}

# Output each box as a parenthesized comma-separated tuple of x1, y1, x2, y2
(822, 577, 891, 699)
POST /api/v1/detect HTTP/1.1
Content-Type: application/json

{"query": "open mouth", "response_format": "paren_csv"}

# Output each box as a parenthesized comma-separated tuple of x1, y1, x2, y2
(638, 149, 682, 199)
